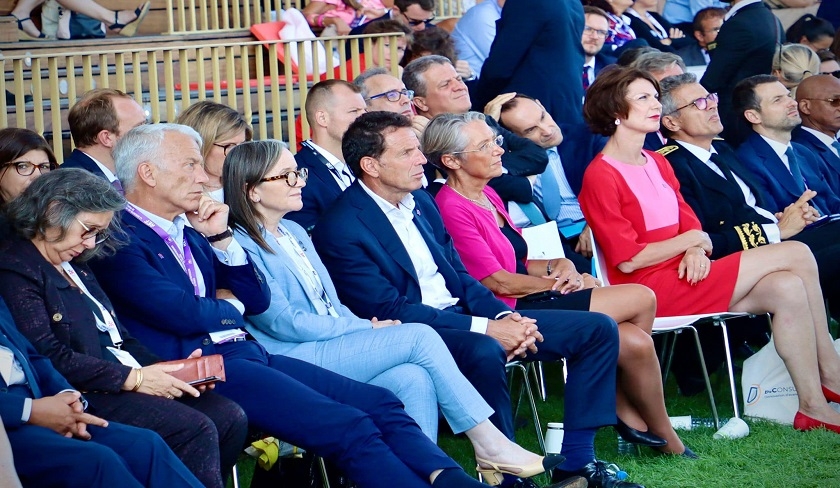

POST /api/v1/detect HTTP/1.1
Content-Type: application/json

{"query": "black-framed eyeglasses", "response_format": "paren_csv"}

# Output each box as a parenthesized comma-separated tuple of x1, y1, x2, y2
(3, 160, 52, 176)
(367, 89, 414, 102)
(76, 219, 110, 245)
(802, 97, 840, 107)
(213, 142, 241, 156)
(260, 167, 309, 187)
(668, 92, 719, 115)
(582, 26, 609, 39)
(451, 135, 504, 155)
(404, 13, 435, 26)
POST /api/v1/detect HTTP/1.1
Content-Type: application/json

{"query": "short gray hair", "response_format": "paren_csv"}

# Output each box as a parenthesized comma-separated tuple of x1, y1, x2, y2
(354, 67, 390, 100)
(114, 123, 202, 192)
(630, 52, 686, 76)
(421, 111, 488, 170)
(5, 168, 125, 260)
(403, 55, 452, 97)
(660, 72, 699, 116)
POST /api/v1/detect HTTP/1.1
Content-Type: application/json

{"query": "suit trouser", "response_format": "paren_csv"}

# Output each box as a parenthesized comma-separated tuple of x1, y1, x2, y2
(213, 340, 459, 488)
(788, 221, 840, 314)
(84, 389, 248, 488)
(282, 322, 494, 440)
(434, 328, 516, 439)
(8, 421, 202, 488)
(517, 309, 619, 430)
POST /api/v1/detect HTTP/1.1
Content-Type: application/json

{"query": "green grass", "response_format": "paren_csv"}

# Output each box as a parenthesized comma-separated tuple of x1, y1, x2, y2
(234, 352, 840, 488)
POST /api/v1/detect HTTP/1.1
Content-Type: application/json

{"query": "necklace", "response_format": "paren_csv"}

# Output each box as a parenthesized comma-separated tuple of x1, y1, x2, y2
(446, 184, 494, 211)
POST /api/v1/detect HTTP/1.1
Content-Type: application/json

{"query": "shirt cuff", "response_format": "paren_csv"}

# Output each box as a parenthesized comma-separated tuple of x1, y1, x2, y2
(21, 398, 31, 422)
(224, 298, 246, 315)
(765, 224, 782, 244)
(211, 237, 248, 266)
(470, 317, 489, 334)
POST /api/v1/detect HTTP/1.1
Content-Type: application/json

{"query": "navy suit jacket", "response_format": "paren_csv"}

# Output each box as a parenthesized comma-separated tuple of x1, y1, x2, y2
(89, 211, 271, 360)
(792, 127, 840, 196)
(311, 184, 510, 331)
(0, 298, 75, 429)
(661, 140, 776, 259)
(736, 132, 840, 215)
(676, 42, 707, 67)
(593, 53, 615, 78)
(285, 144, 345, 232)
(475, 0, 585, 125)
(59, 149, 109, 180)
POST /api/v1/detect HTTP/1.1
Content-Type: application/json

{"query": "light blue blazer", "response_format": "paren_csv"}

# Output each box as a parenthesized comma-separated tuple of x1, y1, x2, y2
(236, 221, 373, 356)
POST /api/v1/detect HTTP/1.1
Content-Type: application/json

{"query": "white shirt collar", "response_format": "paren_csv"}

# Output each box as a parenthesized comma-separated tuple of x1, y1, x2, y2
(129, 204, 186, 240)
(675, 140, 716, 163)
(307, 140, 346, 171)
(801, 126, 838, 150)
(759, 134, 792, 161)
(584, 57, 595, 70)
(358, 180, 415, 218)
(725, 0, 761, 21)
(79, 151, 118, 183)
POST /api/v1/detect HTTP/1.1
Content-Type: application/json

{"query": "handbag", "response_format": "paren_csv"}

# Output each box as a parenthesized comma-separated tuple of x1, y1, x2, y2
(742, 337, 840, 424)
(158, 354, 226, 386)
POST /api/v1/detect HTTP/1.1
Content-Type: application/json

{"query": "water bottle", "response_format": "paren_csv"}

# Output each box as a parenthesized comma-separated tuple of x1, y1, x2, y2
(691, 417, 729, 429)
(545, 422, 564, 454)
(616, 435, 638, 456)
(604, 462, 628, 481)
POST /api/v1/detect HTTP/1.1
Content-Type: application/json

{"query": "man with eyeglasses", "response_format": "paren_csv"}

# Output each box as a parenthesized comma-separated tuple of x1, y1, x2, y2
(60, 88, 147, 194)
(733, 75, 840, 217)
(286, 80, 368, 232)
(581, 7, 616, 92)
(793, 74, 840, 197)
(354, 68, 416, 118)
(676, 7, 724, 67)
(349, 0, 436, 37)
(658, 72, 840, 320)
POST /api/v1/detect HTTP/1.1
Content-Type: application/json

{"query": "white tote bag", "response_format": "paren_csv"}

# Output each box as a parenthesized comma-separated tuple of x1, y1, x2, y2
(742, 337, 840, 424)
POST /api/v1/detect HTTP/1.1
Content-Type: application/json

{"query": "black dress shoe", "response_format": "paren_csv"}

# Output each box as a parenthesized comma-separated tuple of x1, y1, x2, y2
(552, 460, 644, 488)
(500, 476, 588, 488)
(615, 419, 667, 447)
(680, 447, 699, 459)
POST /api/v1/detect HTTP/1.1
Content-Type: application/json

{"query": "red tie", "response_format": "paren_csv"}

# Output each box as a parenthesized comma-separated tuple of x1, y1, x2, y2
(583, 66, 591, 91)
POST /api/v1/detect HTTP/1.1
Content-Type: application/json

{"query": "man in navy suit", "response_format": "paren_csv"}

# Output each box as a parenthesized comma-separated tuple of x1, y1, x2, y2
(313, 112, 639, 488)
(0, 298, 202, 488)
(90, 123, 499, 488)
(60, 88, 147, 190)
(734, 75, 840, 216)
(794, 74, 840, 196)
(286, 80, 367, 232)
(675, 7, 725, 67)
(582, 6, 616, 91)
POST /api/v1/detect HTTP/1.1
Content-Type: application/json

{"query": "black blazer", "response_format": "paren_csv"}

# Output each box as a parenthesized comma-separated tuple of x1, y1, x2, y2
(0, 238, 160, 393)
(285, 143, 346, 232)
(659, 140, 775, 259)
(700, 2, 782, 145)
(59, 149, 109, 181)
(627, 10, 692, 53)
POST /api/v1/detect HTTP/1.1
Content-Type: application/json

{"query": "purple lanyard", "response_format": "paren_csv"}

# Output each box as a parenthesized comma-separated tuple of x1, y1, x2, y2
(125, 203, 201, 296)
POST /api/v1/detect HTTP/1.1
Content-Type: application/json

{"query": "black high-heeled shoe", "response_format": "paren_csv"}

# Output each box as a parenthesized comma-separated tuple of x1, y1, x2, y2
(11, 15, 50, 41)
(108, 1, 151, 37)
(615, 418, 667, 447)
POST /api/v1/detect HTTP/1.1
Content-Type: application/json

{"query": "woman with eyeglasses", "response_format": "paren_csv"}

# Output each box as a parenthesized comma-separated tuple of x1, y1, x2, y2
(0, 168, 249, 487)
(176, 101, 252, 201)
(579, 66, 840, 435)
(222, 140, 563, 484)
(426, 111, 691, 457)
(0, 128, 55, 206)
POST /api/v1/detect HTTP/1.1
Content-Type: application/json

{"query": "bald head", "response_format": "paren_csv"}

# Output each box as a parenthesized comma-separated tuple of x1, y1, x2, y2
(796, 74, 840, 137)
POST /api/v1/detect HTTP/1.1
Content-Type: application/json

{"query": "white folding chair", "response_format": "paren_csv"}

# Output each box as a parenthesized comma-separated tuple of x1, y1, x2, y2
(506, 360, 547, 454)
(590, 234, 750, 428)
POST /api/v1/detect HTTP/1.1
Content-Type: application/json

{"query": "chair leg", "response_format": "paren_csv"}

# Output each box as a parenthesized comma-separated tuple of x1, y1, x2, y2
(688, 325, 720, 430)
(661, 331, 678, 387)
(531, 360, 547, 402)
(230, 463, 239, 488)
(318, 457, 331, 488)
(717, 320, 741, 422)
(507, 362, 547, 455)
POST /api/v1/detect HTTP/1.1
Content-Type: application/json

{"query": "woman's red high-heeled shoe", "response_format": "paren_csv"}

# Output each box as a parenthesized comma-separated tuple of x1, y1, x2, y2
(822, 385, 840, 404)
(793, 411, 840, 435)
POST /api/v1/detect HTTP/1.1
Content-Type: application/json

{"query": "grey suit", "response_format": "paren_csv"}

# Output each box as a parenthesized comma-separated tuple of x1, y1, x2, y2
(236, 221, 493, 440)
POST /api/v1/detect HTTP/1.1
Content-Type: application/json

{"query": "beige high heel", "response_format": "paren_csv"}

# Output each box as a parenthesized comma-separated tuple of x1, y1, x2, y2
(475, 454, 565, 486)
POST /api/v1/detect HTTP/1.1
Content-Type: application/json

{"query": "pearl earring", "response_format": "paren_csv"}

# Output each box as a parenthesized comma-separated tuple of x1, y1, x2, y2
(614, 119, 620, 126)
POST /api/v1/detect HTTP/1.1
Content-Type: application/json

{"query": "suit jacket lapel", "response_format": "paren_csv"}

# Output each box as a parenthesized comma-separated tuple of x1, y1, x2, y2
(347, 184, 419, 283)
(409, 206, 461, 292)
(299, 144, 343, 198)
(0, 319, 41, 398)
(751, 135, 803, 198)
(264, 226, 325, 309)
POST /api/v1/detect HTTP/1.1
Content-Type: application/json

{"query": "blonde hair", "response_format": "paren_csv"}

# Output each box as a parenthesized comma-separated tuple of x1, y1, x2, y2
(175, 101, 253, 161)
(773, 44, 820, 94)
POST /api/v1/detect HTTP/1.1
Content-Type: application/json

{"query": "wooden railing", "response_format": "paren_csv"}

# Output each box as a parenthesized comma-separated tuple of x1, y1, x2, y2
(0, 33, 404, 161)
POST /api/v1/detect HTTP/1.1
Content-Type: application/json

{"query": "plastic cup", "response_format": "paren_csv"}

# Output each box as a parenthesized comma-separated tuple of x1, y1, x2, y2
(713, 417, 750, 440)
(545, 422, 564, 454)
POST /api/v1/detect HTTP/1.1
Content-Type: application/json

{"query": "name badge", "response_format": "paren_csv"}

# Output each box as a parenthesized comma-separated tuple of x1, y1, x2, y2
(107, 347, 142, 368)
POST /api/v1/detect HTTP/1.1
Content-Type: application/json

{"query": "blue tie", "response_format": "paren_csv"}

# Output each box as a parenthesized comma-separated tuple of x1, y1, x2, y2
(784, 147, 807, 193)
(831, 140, 840, 158)
(0, 331, 42, 399)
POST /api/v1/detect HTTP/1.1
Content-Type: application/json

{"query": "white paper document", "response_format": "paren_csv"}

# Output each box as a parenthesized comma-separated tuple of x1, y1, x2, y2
(521, 222, 565, 260)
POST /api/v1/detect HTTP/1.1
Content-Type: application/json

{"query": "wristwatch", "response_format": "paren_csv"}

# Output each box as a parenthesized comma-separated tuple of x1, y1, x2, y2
(206, 227, 232, 243)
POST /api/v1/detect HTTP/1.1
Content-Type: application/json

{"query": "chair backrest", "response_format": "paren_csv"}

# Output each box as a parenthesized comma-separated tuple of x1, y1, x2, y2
(589, 231, 612, 286)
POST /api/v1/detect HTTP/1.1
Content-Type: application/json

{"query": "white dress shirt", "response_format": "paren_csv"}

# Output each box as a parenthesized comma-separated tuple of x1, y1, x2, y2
(759, 135, 795, 175)
(359, 181, 493, 334)
(306, 140, 354, 190)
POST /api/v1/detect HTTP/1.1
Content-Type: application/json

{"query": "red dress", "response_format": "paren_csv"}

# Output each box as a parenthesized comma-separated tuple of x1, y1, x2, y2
(579, 151, 741, 317)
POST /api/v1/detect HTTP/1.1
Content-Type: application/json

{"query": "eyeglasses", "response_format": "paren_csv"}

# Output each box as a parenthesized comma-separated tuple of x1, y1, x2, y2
(583, 26, 609, 39)
(260, 167, 309, 187)
(213, 142, 241, 156)
(668, 92, 719, 114)
(367, 89, 414, 102)
(403, 13, 435, 26)
(704, 26, 721, 34)
(451, 135, 504, 155)
(4, 160, 52, 176)
(76, 219, 110, 245)
(801, 97, 840, 107)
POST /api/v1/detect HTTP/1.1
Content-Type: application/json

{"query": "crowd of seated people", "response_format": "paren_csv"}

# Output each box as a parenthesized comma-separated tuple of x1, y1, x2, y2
(4, 1, 840, 486)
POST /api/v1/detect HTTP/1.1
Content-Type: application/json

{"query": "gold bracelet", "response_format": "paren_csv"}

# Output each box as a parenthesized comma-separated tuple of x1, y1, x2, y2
(131, 368, 144, 392)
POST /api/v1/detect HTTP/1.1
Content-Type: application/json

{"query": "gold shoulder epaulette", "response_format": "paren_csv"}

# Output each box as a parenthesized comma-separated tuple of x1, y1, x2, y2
(657, 145, 679, 156)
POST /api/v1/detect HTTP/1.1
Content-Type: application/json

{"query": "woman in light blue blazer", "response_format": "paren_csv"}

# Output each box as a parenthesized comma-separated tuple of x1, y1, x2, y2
(223, 140, 560, 484)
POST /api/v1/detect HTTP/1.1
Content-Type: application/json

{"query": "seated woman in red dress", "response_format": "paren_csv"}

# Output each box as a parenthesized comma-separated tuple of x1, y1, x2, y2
(425, 111, 691, 456)
(578, 66, 840, 435)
